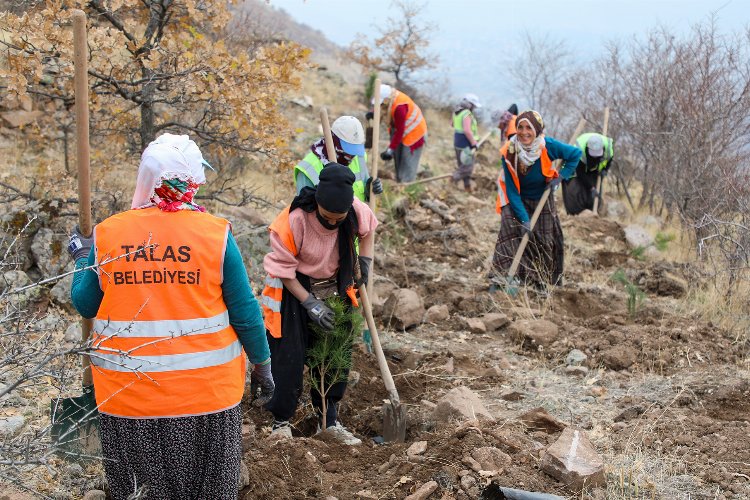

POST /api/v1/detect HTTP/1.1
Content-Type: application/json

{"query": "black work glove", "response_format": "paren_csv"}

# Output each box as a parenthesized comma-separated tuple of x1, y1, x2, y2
(301, 294, 335, 330)
(521, 220, 533, 237)
(67, 225, 94, 261)
(591, 187, 599, 198)
(548, 177, 562, 191)
(601, 169, 609, 177)
(365, 111, 374, 121)
(356, 256, 372, 289)
(250, 361, 275, 406)
(380, 148, 394, 161)
(370, 177, 383, 195)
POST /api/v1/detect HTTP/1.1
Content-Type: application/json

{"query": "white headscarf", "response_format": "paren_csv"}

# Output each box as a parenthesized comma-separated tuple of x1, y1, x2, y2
(131, 133, 211, 209)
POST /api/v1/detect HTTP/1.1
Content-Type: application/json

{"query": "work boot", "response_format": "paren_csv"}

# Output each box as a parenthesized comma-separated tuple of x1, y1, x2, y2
(269, 420, 292, 440)
(317, 421, 362, 445)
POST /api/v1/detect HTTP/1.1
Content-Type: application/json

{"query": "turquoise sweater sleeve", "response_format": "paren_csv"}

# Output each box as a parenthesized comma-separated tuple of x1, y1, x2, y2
(69, 233, 270, 365)
(546, 136, 583, 180)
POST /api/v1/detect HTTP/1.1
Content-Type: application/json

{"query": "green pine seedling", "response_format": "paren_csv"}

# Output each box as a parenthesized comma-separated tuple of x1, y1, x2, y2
(306, 296, 364, 430)
(610, 268, 646, 319)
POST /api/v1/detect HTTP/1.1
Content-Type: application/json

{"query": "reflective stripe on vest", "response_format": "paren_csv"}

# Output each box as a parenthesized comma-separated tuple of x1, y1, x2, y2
(91, 340, 241, 373)
(495, 141, 556, 211)
(92, 208, 245, 418)
(293, 152, 369, 202)
(390, 90, 427, 146)
(93, 310, 230, 338)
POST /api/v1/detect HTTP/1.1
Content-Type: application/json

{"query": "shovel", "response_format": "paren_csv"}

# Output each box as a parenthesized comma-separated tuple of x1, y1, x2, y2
(320, 107, 406, 442)
(501, 118, 586, 295)
(592, 106, 610, 216)
(50, 9, 100, 458)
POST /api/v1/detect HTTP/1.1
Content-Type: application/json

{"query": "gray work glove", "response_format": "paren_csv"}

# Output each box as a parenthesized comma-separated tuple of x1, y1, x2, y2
(380, 148, 394, 161)
(521, 220, 533, 237)
(548, 177, 562, 191)
(67, 225, 93, 261)
(302, 294, 335, 330)
(356, 256, 372, 289)
(250, 361, 275, 406)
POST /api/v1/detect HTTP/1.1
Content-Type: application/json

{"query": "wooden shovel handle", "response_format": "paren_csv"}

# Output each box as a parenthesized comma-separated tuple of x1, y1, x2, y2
(73, 10, 93, 387)
(359, 285, 400, 403)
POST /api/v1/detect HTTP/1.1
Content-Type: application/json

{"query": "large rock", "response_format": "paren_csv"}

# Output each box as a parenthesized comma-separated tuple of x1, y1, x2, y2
(600, 345, 638, 370)
(0, 415, 25, 436)
(383, 288, 424, 329)
(623, 225, 653, 250)
(565, 349, 587, 366)
(423, 304, 449, 323)
(2, 270, 41, 303)
(463, 317, 486, 334)
(540, 427, 606, 490)
(482, 313, 510, 331)
(433, 386, 493, 422)
(30, 228, 68, 277)
(1, 110, 44, 128)
(509, 319, 559, 350)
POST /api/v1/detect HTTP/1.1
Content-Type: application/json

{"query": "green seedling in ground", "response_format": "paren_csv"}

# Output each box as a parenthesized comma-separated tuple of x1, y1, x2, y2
(404, 183, 425, 203)
(654, 231, 675, 251)
(610, 268, 646, 319)
(630, 245, 647, 260)
(306, 297, 364, 429)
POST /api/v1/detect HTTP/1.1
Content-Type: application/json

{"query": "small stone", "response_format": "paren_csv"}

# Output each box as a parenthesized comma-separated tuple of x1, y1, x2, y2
(614, 405, 646, 422)
(509, 319, 559, 350)
(481, 313, 510, 331)
(407, 441, 428, 457)
(470, 447, 511, 473)
(519, 407, 565, 434)
(587, 386, 607, 398)
(424, 304, 450, 323)
(500, 390, 524, 401)
(565, 366, 589, 377)
(433, 386, 494, 422)
(405, 480, 439, 500)
(565, 349, 588, 366)
(460, 474, 477, 492)
(84, 492, 107, 500)
(66, 463, 84, 476)
(383, 288, 425, 329)
(348, 370, 361, 388)
(421, 399, 437, 410)
(0, 415, 25, 436)
(356, 490, 378, 499)
(442, 357, 454, 374)
(323, 461, 339, 473)
(464, 317, 487, 334)
(481, 366, 503, 379)
(238, 459, 250, 488)
(600, 346, 638, 370)
(64, 323, 82, 343)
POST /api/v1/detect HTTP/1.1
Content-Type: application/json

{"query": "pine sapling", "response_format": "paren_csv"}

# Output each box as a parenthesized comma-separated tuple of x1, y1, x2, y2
(306, 296, 364, 430)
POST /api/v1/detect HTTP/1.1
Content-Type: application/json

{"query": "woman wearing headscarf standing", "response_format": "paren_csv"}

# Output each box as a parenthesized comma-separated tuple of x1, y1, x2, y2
(68, 133, 272, 499)
(260, 164, 377, 445)
(491, 111, 582, 289)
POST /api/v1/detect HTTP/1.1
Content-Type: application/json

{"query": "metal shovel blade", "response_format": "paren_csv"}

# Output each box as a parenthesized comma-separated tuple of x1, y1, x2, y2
(50, 384, 101, 459)
(382, 399, 407, 443)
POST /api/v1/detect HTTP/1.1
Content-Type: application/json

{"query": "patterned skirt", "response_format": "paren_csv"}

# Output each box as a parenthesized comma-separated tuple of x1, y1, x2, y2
(99, 404, 242, 500)
(490, 195, 564, 287)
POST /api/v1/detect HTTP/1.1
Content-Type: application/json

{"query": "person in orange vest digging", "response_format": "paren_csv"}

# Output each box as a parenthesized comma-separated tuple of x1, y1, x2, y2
(68, 133, 272, 499)
(372, 83, 427, 182)
(490, 110, 582, 291)
(261, 164, 377, 444)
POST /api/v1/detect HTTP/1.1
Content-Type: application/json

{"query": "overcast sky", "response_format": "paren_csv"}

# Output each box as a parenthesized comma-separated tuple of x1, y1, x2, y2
(267, 0, 749, 111)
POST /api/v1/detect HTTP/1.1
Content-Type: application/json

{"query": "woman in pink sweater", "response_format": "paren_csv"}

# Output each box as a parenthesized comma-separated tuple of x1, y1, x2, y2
(261, 164, 377, 444)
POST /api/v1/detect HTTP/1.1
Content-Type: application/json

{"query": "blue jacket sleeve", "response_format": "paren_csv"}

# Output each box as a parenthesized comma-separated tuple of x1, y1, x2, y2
(546, 136, 583, 180)
(70, 251, 103, 319)
(222, 232, 271, 365)
(502, 157, 530, 224)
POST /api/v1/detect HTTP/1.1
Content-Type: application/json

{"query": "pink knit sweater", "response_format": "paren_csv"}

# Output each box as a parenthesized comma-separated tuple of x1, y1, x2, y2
(263, 198, 378, 280)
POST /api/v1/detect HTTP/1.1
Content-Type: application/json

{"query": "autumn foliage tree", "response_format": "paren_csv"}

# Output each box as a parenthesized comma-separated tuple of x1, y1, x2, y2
(348, 0, 437, 87)
(0, 0, 309, 164)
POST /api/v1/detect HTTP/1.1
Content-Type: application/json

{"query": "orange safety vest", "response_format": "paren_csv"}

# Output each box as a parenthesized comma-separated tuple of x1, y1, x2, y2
(92, 207, 245, 418)
(495, 141, 558, 214)
(389, 90, 427, 147)
(261, 206, 359, 338)
(505, 115, 517, 139)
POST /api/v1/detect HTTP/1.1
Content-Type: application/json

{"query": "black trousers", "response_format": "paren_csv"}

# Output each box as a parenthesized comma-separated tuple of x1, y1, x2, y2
(264, 272, 350, 426)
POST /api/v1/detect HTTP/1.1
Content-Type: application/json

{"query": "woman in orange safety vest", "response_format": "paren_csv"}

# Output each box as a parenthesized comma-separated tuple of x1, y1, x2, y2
(490, 110, 582, 291)
(68, 133, 272, 499)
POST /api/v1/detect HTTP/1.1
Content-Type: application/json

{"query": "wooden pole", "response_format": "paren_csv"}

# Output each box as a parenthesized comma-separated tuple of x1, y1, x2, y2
(593, 106, 610, 215)
(507, 118, 585, 282)
(73, 9, 93, 387)
(366, 80, 381, 296)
